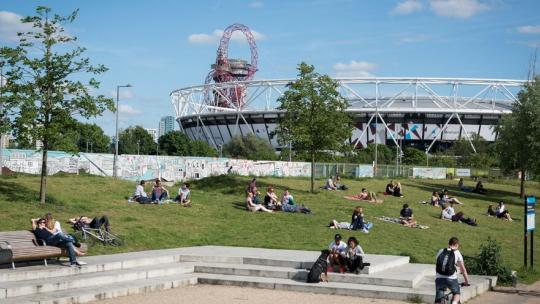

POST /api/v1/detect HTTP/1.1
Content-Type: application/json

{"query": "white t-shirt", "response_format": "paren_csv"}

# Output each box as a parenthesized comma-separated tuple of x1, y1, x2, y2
(442, 206, 455, 220)
(52, 221, 62, 235)
(436, 248, 463, 279)
(328, 240, 347, 254)
(135, 185, 147, 197)
(178, 187, 190, 200)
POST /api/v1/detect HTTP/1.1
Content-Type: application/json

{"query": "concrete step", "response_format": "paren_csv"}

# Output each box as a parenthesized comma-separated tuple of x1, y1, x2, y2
(0, 273, 197, 304)
(196, 272, 496, 304)
(0, 263, 194, 299)
(194, 262, 433, 288)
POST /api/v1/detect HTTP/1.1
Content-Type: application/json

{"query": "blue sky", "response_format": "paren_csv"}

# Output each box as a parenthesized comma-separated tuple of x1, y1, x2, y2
(1, 0, 539, 136)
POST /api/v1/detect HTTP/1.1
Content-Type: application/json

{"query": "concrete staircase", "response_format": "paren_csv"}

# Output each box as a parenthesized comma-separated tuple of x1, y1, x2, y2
(0, 246, 496, 304)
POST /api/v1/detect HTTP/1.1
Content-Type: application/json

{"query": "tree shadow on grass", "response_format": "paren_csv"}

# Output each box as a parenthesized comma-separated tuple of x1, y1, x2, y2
(407, 181, 524, 206)
(192, 175, 311, 195)
(0, 180, 62, 205)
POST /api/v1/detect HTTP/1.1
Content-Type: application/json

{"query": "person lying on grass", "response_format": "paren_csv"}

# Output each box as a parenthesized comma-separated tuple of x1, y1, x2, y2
(68, 215, 111, 232)
(344, 188, 382, 203)
(399, 204, 417, 227)
(281, 189, 312, 214)
(440, 189, 463, 205)
(245, 191, 273, 213)
(441, 203, 477, 226)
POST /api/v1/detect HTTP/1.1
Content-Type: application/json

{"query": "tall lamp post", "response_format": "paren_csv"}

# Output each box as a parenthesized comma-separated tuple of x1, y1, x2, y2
(0, 62, 5, 176)
(113, 84, 132, 178)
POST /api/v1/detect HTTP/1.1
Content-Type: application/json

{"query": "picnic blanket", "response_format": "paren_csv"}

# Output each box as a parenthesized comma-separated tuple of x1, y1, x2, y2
(376, 216, 429, 229)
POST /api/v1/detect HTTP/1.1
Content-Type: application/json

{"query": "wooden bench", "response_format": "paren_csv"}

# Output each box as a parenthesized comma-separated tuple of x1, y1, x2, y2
(0, 230, 87, 269)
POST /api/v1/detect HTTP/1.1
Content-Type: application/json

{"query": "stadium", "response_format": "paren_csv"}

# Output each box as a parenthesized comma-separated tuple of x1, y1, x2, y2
(170, 24, 526, 154)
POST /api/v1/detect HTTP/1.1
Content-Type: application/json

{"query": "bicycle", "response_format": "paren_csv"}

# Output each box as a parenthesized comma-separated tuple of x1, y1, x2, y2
(73, 225, 124, 247)
(438, 282, 470, 304)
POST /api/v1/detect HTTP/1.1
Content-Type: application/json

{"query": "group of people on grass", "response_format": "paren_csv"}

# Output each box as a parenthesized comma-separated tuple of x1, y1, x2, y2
(323, 175, 348, 190)
(132, 179, 191, 206)
(458, 178, 487, 194)
(384, 180, 404, 197)
(245, 178, 312, 214)
(29, 213, 109, 267)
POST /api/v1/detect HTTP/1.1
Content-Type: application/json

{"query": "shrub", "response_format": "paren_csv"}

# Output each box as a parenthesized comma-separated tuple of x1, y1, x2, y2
(466, 237, 512, 285)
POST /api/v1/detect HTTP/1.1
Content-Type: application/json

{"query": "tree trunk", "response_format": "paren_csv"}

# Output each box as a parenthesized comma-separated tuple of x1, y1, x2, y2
(520, 169, 525, 199)
(39, 145, 48, 204)
(310, 151, 315, 193)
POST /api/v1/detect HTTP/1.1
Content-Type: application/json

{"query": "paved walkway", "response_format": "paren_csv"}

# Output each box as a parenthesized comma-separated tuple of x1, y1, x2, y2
(93, 285, 409, 304)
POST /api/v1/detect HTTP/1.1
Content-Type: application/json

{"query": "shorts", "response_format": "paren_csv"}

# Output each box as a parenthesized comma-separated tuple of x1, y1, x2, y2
(435, 278, 460, 303)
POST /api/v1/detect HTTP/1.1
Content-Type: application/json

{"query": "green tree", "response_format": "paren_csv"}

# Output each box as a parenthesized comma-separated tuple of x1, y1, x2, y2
(223, 134, 275, 160)
(350, 144, 395, 165)
(119, 126, 156, 155)
(158, 131, 191, 156)
(75, 122, 111, 153)
(0, 7, 113, 204)
(190, 140, 218, 157)
(402, 147, 427, 165)
(496, 76, 540, 198)
(274, 62, 352, 192)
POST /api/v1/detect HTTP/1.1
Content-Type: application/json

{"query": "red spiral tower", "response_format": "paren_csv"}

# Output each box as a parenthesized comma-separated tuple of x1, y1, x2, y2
(205, 23, 259, 108)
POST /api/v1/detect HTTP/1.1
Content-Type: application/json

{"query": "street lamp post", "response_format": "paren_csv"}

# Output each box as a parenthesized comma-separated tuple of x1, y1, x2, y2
(0, 62, 5, 176)
(113, 84, 132, 178)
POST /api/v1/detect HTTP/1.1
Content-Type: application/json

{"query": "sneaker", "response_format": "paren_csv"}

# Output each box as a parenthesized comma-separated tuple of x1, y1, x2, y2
(362, 228, 369, 234)
(75, 261, 87, 266)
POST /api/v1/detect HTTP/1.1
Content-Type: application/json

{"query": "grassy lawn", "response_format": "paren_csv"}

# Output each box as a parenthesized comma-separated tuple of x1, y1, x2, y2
(0, 173, 539, 283)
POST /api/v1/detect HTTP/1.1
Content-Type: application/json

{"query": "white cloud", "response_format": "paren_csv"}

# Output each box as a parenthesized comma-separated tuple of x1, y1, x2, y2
(249, 1, 264, 8)
(395, 33, 431, 44)
(0, 11, 33, 42)
(429, 0, 489, 18)
(188, 29, 266, 44)
(392, 0, 423, 15)
(118, 104, 141, 115)
(517, 25, 540, 34)
(109, 89, 134, 99)
(333, 60, 377, 77)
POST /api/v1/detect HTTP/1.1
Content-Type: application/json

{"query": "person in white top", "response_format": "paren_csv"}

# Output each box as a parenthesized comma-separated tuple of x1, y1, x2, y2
(328, 233, 347, 272)
(441, 203, 455, 221)
(175, 182, 191, 207)
(324, 176, 337, 190)
(435, 237, 470, 304)
(133, 180, 150, 203)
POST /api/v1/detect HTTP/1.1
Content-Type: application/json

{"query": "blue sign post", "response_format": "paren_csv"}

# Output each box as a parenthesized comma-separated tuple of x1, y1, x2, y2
(524, 196, 536, 268)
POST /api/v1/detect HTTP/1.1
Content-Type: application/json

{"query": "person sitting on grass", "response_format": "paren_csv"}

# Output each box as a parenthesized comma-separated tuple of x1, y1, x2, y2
(281, 189, 312, 214)
(441, 203, 455, 221)
(345, 236, 369, 274)
(495, 201, 513, 221)
(324, 176, 338, 190)
(264, 185, 280, 210)
(151, 179, 169, 203)
(334, 175, 348, 190)
(351, 206, 372, 233)
(31, 218, 86, 267)
(133, 180, 151, 204)
(245, 191, 273, 213)
(174, 183, 191, 207)
(328, 233, 347, 273)
(399, 204, 417, 227)
(441, 189, 463, 205)
(385, 180, 394, 195)
(393, 182, 404, 197)
(487, 204, 496, 216)
(457, 178, 472, 192)
(431, 191, 441, 207)
(472, 180, 487, 195)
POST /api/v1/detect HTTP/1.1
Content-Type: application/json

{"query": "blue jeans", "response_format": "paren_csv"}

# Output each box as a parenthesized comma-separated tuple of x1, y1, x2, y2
(151, 191, 168, 202)
(47, 233, 77, 264)
(435, 278, 460, 303)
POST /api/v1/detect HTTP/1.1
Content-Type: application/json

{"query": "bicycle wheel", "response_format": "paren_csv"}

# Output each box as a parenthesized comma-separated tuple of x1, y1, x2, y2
(104, 232, 124, 247)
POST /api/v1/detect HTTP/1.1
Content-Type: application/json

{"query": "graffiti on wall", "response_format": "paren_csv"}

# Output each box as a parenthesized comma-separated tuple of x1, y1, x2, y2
(0, 149, 311, 182)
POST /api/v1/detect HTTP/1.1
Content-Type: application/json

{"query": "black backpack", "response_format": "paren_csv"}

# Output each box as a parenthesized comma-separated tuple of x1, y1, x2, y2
(436, 248, 456, 276)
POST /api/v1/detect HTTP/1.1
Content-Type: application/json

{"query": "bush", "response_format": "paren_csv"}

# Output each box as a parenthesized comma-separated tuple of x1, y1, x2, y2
(466, 237, 513, 285)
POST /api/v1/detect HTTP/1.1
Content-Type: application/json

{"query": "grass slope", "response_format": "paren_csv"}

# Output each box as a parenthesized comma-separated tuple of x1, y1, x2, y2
(0, 173, 538, 283)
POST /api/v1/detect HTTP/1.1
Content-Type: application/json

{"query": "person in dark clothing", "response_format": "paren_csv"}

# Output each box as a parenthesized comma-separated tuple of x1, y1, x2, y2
(385, 180, 394, 195)
(31, 218, 86, 266)
(472, 180, 487, 194)
(393, 182, 404, 197)
(399, 204, 417, 227)
(69, 216, 110, 232)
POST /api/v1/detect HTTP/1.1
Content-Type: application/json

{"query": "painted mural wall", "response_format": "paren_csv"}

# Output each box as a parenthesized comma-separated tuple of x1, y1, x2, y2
(0, 149, 312, 182)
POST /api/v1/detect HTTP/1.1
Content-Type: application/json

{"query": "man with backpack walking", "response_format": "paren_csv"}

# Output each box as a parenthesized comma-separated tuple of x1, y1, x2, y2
(435, 237, 470, 304)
